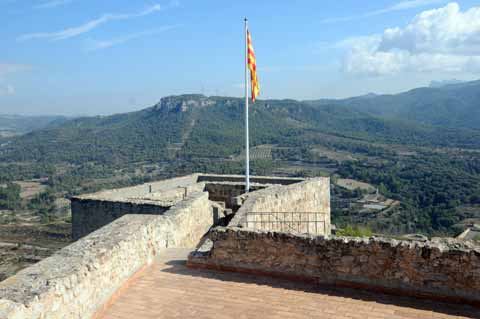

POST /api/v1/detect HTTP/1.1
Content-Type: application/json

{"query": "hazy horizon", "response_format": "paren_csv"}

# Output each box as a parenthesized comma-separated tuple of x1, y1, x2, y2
(1, 0, 480, 115)
(1, 77, 474, 117)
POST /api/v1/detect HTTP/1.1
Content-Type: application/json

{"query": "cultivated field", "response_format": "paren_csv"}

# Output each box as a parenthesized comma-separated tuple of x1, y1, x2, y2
(235, 144, 273, 161)
(0, 222, 71, 281)
(311, 146, 357, 163)
(15, 180, 47, 200)
(336, 178, 376, 192)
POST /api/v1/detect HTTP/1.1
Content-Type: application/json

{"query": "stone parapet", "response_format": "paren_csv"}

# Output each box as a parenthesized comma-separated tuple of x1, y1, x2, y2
(70, 174, 200, 202)
(197, 174, 305, 185)
(71, 180, 206, 240)
(70, 173, 309, 240)
(71, 198, 170, 240)
(188, 227, 480, 306)
(0, 192, 213, 319)
(230, 177, 331, 236)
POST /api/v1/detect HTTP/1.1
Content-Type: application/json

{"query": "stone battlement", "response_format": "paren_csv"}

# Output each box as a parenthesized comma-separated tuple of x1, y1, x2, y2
(0, 191, 214, 319)
(70, 173, 322, 240)
(2, 172, 479, 318)
(188, 227, 480, 306)
(0, 174, 331, 318)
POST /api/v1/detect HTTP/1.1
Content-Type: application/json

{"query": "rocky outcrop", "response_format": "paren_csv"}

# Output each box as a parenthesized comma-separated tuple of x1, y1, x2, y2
(153, 95, 215, 113)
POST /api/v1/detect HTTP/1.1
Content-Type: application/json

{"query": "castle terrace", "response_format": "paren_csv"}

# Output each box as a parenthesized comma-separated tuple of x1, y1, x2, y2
(1, 174, 479, 319)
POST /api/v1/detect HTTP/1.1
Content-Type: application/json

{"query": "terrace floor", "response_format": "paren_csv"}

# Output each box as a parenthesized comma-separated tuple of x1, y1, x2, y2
(97, 249, 479, 319)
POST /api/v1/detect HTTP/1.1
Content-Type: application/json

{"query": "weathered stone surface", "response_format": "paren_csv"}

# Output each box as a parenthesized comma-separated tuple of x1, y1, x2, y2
(0, 173, 332, 318)
(197, 174, 305, 185)
(230, 177, 331, 236)
(71, 175, 207, 240)
(0, 192, 214, 319)
(189, 227, 480, 303)
(204, 182, 265, 209)
(71, 199, 170, 241)
(72, 174, 200, 202)
(71, 174, 308, 239)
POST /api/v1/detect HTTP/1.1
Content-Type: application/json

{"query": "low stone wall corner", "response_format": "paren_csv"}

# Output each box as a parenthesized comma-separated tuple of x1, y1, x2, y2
(188, 226, 480, 306)
(0, 191, 215, 319)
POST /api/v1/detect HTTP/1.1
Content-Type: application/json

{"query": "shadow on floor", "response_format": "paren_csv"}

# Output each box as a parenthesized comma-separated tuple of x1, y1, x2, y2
(161, 259, 480, 319)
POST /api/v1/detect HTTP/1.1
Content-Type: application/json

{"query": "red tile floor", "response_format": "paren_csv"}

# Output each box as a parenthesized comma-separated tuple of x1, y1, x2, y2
(98, 249, 479, 319)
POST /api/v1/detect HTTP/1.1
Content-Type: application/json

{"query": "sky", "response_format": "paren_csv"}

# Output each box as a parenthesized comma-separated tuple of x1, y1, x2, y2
(1, 0, 480, 115)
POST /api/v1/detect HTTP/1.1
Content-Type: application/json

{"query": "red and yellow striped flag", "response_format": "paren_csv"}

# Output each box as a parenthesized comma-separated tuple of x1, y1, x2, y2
(247, 29, 260, 102)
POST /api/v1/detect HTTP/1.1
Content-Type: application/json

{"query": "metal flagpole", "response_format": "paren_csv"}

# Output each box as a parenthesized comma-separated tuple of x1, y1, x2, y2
(244, 18, 250, 193)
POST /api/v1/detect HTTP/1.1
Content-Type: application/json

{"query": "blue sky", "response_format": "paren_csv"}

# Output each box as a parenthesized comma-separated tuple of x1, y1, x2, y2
(1, 0, 479, 115)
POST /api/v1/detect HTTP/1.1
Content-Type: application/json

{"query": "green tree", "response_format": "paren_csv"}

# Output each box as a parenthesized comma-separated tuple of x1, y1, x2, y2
(28, 188, 56, 223)
(336, 225, 373, 237)
(0, 183, 21, 210)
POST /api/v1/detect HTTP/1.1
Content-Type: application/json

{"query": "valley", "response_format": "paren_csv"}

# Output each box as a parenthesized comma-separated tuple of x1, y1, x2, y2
(2, 81, 480, 278)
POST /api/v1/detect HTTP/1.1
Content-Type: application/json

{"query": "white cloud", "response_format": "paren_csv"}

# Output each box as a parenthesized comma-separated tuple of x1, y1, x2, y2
(321, 0, 448, 24)
(18, 4, 163, 41)
(34, 0, 73, 9)
(342, 3, 480, 76)
(86, 25, 179, 51)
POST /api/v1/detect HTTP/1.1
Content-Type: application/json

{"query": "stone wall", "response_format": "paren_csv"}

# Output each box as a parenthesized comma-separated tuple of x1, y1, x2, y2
(198, 174, 304, 185)
(71, 199, 169, 240)
(71, 179, 205, 240)
(0, 192, 214, 319)
(230, 177, 331, 236)
(74, 174, 199, 202)
(71, 173, 307, 240)
(204, 183, 265, 209)
(189, 227, 480, 305)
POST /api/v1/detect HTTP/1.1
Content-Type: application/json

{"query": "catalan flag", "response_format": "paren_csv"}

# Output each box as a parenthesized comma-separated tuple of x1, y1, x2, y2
(247, 29, 260, 102)
(244, 18, 260, 193)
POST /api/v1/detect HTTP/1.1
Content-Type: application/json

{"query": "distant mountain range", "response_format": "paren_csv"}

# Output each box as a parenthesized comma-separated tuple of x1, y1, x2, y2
(307, 79, 480, 130)
(0, 114, 67, 137)
(429, 79, 465, 88)
(2, 80, 480, 165)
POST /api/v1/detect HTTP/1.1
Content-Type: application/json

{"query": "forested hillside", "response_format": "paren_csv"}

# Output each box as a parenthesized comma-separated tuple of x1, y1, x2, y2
(3, 93, 480, 164)
(307, 80, 480, 130)
(2, 84, 480, 236)
(0, 114, 66, 137)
